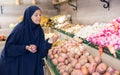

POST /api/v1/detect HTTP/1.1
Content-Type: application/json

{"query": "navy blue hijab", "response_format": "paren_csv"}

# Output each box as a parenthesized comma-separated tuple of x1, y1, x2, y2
(21, 6, 42, 46)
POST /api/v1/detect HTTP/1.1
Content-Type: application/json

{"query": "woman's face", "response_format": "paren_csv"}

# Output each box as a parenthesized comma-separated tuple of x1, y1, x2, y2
(31, 10, 41, 24)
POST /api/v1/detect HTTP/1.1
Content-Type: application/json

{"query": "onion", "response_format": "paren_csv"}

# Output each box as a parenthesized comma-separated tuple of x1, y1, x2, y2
(52, 50, 57, 54)
(67, 53, 74, 58)
(88, 63, 97, 74)
(71, 69, 83, 75)
(57, 63, 65, 70)
(81, 66, 89, 75)
(75, 63, 81, 69)
(74, 54, 80, 59)
(52, 59, 58, 65)
(88, 55, 95, 63)
(61, 49, 67, 53)
(60, 53, 67, 59)
(94, 56, 102, 64)
(49, 54, 54, 59)
(96, 63, 108, 74)
(65, 59, 69, 65)
(68, 67, 73, 73)
(114, 70, 120, 75)
(83, 51, 90, 57)
(78, 59, 86, 66)
(70, 58, 77, 67)
(106, 66, 116, 74)
(54, 54, 59, 59)
(65, 64, 73, 72)
(59, 69, 65, 75)
(84, 63, 90, 68)
(58, 56, 65, 63)
(92, 72, 101, 75)
(62, 72, 69, 75)
(80, 45, 86, 51)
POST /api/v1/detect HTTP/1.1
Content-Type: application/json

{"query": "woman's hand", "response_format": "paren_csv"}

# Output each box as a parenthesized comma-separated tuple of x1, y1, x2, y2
(25, 44, 37, 53)
(48, 34, 59, 44)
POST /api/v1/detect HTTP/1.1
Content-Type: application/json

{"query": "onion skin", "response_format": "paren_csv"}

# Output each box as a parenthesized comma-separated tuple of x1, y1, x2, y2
(58, 56, 65, 63)
(52, 59, 58, 65)
(88, 55, 95, 63)
(88, 63, 97, 74)
(94, 56, 102, 64)
(75, 63, 81, 69)
(106, 67, 116, 74)
(49, 54, 54, 59)
(96, 63, 108, 74)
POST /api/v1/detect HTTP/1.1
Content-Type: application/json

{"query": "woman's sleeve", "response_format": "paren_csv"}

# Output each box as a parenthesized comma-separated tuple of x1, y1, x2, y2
(4, 29, 28, 57)
(44, 38, 52, 50)
(39, 30, 52, 58)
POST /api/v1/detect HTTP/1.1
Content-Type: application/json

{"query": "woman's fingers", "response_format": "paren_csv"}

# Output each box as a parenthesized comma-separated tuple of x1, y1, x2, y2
(26, 45, 37, 53)
(52, 34, 59, 43)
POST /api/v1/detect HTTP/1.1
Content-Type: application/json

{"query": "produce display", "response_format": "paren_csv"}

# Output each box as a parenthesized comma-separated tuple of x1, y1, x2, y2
(55, 23, 85, 34)
(64, 24, 84, 34)
(87, 17, 120, 57)
(74, 22, 110, 39)
(54, 22, 72, 29)
(53, 16, 120, 58)
(40, 15, 51, 27)
(48, 38, 120, 75)
(50, 14, 71, 24)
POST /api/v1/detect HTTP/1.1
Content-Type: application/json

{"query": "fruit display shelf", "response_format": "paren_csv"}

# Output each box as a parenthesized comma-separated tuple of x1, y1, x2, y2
(46, 56, 60, 75)
(54, 28, 120, 60)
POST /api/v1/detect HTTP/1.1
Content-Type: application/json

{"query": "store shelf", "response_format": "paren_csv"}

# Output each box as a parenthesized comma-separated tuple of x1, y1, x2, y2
(44, 58, 56, 75)
(45, 57, 60, 75)
(52, 28, 120, 71)
(54, 28, 120, 60)
(83, 44, 120, 71)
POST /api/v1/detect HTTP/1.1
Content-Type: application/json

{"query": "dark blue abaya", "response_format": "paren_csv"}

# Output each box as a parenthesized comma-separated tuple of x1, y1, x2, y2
(0, 6, 52, 75)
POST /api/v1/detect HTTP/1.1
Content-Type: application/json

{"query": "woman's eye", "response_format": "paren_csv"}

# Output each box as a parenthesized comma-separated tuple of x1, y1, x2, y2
(39, 14, 41, 16)
(34, 14, 41, 17)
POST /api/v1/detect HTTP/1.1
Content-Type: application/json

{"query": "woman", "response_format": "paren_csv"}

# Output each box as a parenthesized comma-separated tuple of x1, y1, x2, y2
(0, 6, 59, 75)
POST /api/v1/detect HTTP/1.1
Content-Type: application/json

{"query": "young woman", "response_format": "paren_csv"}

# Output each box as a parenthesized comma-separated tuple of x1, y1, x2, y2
(0, 6, 59, 75)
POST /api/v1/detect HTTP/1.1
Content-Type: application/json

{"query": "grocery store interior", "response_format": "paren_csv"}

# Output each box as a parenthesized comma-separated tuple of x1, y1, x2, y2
(0, 0, 120, 75)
